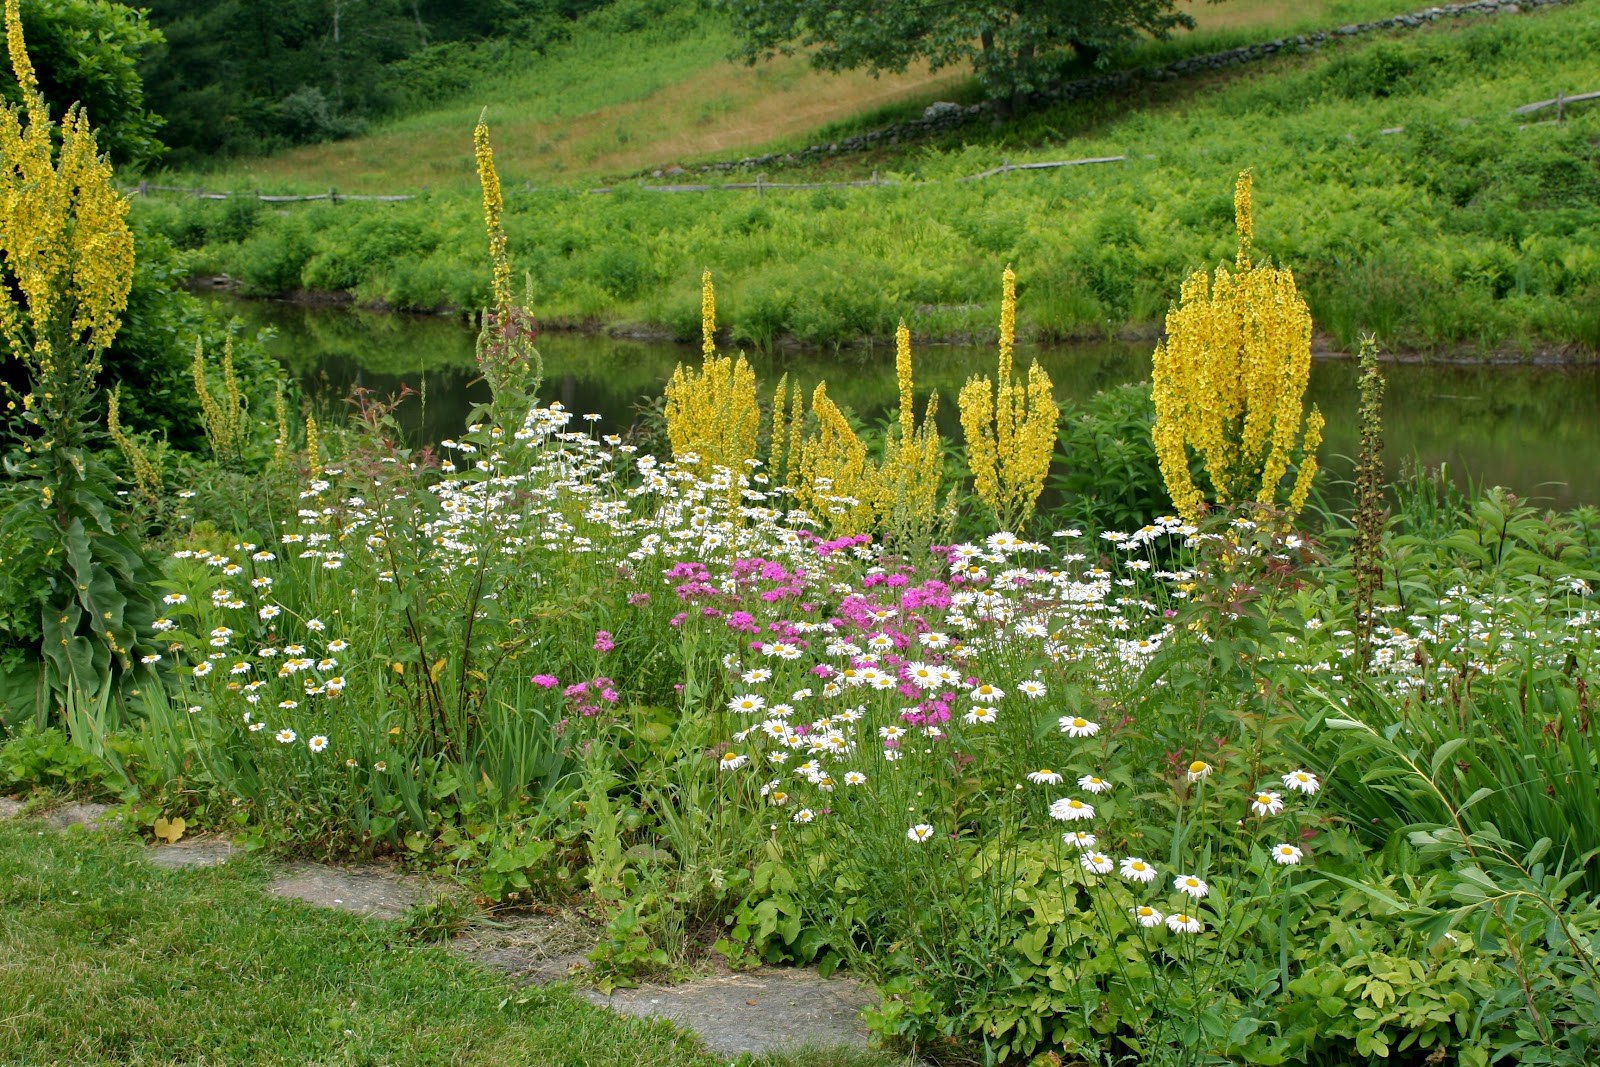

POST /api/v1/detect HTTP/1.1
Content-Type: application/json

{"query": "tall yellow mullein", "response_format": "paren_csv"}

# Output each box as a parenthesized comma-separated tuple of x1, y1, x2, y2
(471, 115, 541, 405)
(878, 322, 944, 539)
(106, 386, 162, 503)
(958, 267, 1059, 531)
(662, 271, 760, 479)
(474, 115, 512, 314)
(795, 382, 880, 536)
(1151, 171, 1324, 521)
(0, 0, 133, 447)
(190, 333, 250, 464)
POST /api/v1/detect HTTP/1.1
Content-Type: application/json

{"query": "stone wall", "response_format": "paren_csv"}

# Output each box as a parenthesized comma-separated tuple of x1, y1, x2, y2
(649, 0, 1568, 179)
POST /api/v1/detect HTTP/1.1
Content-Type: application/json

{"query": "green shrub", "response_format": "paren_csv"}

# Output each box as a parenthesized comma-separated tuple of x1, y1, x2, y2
(0, 726, 115, 795)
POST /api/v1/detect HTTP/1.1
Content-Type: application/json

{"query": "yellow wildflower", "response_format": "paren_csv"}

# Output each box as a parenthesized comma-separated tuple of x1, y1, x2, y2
(1151, 171, 1322, 521)
(958, 267, 1059, 530)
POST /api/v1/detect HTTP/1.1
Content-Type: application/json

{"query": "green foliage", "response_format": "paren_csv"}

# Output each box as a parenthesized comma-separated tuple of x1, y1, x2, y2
(0, 0, 165, 165)
(147, 2, 1600, 355)
(1047, 382, 1171, 531)
(0, 724, 114, 793)
(139, 0, 622, 164)
(720, 0, 1196, 100)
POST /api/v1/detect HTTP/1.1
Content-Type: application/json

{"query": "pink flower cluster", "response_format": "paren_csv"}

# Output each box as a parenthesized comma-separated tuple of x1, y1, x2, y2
(530, 673, 620, 717)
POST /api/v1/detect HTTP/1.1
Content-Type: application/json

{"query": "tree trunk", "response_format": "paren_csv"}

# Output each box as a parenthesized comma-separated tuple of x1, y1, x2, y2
(409, 0, 428, 49)
(331, 0, 344, 111)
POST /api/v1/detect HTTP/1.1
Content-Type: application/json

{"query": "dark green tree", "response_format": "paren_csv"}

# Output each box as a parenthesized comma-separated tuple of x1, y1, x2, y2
(720, 0, 1206, 102)
(0, 0, 164, 164)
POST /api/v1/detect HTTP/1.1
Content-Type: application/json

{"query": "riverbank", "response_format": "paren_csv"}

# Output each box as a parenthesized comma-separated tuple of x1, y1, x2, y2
(145, 1, 1600, 358)
(196, 280, 1597, 365)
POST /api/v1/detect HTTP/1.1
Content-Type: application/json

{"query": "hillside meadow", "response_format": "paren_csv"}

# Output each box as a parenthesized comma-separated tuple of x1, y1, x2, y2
(134, 1, 1600, 356)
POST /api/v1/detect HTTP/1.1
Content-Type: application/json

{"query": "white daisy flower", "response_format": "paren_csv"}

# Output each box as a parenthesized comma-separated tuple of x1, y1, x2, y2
(1131, 904, 1164, 928)
(1119, 857, 1156, 884)
(1049, 797, 1095, 822)
(1166, 912, 1202, 934)
(1080, 851, 1114, 875)
(906, 823, 936, 843)
(1059, 716, 1100, 738)
(1026, 769, 1063, 785)
(1173, 874, 1209, 899)
(1272, 844, 1304, 866)
(1281, 770, 1320, 795)
(1077, 774, 1111, 794)
(1250, 791, 1285, 817)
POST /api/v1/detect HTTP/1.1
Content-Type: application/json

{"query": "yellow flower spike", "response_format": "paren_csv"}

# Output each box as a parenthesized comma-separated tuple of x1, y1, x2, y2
(1234, 169, 1254, 269)
(0, 0, 132, 442)
(107, 386, 161, 503)
(895, 321, 915, 443)
(958, 266, 1057, 531)
(305, 415, 321, 481)
(785, 380, 805, 492)
(662, 273, 759, 493)
(473, 115, 511, 312)
(272, 381, 290, 470)
(769, 374, 789, 486)
(1152, 170, 1320, 521)
(701, 269, 716, 358)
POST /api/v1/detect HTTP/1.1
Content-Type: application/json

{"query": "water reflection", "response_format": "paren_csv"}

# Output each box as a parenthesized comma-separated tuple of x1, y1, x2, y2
(217, 296, 1600, 508)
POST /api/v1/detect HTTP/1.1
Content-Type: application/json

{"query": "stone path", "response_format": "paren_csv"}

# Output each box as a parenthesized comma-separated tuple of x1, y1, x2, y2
(148, 837, 236, 869)
(584, 968, 878, 1058)
(2, 794, 882, 1058)
(268, 862, 425, 920)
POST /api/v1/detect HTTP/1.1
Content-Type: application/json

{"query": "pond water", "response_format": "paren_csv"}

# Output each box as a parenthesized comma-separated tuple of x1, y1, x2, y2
(213, 296, 1600, 509)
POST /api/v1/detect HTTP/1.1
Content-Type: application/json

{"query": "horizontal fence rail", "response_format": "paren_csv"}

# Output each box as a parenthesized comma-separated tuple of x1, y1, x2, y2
(124, 88, 1590, 205)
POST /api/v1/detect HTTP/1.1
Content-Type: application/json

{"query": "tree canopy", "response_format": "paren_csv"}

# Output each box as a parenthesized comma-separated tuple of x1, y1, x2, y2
(140, 0, 614, 165)
(720, 0, 1203, 101)
(0, 0, 164, 164)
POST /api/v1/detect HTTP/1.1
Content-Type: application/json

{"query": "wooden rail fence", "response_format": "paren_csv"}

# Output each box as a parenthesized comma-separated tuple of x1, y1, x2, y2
(125, 88, 1592, 205)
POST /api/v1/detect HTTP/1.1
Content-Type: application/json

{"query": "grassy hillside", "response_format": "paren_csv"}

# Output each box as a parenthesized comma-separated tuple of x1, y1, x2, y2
(154, 0, 1452, 192)
(139, 0, 1600, 355)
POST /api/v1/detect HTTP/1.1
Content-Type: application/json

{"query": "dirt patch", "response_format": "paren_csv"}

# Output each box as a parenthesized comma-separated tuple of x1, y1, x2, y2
(269, 862, 425, 920)
(583, 967, 878, 1057)
(149, 837, 236, 869)
(452, 910, 601, 985)
(0, 797, 21, 820)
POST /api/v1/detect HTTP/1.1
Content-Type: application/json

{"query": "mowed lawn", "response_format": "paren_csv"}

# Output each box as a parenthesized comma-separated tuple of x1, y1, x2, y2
(0, 820, 891, 1067)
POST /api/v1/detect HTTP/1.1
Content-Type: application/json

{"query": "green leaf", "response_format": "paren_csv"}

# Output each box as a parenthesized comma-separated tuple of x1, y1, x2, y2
(1429, 738, 1469, 778)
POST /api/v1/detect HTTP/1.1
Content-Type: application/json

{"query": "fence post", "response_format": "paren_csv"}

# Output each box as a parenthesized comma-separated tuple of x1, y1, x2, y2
(136, 180, 147, 197)
(756, 173, 764, 198)
(329, 186, 338, 205)
(1557, 89, 1565, 123)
